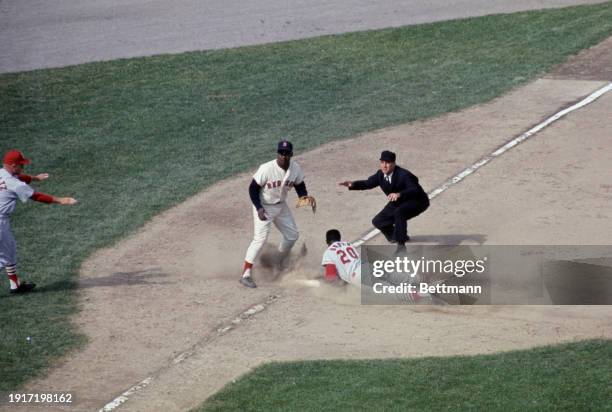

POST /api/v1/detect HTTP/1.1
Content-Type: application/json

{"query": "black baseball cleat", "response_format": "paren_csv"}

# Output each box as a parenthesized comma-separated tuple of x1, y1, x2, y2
(239, 277, 257, 288)
(10, 282, 36, 294)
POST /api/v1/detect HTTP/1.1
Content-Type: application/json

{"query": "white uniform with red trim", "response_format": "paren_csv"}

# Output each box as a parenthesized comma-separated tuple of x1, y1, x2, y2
(0, 168, 34, 268)
(244, 159, 304, 264)
(321, 241, 361, 286)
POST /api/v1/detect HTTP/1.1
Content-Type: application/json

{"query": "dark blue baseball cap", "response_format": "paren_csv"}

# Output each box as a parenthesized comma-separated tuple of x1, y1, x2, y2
(277, 140, 293, 154)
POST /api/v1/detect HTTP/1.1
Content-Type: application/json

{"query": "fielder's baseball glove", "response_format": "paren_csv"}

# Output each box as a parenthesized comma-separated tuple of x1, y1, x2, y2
(296, 196, 317, 214)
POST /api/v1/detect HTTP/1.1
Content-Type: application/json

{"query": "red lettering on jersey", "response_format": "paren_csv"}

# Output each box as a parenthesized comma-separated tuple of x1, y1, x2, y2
(265, 181, 284, 189)
(336, 245, 358, 264)
(337, 249, 351, 264)
(0, 181, 6, 191)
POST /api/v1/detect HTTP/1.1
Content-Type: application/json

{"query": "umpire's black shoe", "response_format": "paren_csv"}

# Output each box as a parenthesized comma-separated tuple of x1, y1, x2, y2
(239, 277, 257, 288)
(385, 234, 410, 244)
(383, 233, 396, 243)
(10, 282, 36, 294)
(395, 243, 407, 256)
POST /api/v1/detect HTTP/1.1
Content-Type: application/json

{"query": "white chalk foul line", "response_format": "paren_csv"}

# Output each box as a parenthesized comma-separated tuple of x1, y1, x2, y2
(99, 295, 278, 412)
(100, 378, 154, 412)
(353, 82, 612, 247)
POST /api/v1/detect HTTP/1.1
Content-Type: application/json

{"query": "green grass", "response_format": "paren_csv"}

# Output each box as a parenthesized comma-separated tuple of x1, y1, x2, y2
(197, 339, 612, 411)
(2, 2, 612, 390)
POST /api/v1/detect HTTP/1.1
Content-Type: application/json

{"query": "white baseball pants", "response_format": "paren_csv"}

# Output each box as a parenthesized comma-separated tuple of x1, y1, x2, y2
(0, 217, 17, 268)
(244, 202, 299, 264)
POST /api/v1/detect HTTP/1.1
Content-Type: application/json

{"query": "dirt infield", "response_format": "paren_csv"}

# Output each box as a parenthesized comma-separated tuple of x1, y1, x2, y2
(10, 38, 611, 411)
(548, 35, 612, 80)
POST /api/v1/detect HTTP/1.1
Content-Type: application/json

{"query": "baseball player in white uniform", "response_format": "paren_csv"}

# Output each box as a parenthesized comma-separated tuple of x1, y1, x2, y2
(240, 140, 314, 288)
(321, 230, 431, 304)
(1, 149, 77, 294)
(321, 229, 361, 287)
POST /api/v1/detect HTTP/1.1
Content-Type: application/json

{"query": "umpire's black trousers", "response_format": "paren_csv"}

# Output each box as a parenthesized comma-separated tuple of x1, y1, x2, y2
(372, 197, 429, 243)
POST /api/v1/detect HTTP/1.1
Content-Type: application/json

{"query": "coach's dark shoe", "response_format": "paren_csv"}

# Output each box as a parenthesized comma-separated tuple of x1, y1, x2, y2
(10, 282, 36, 294)
(239, 277, 257, 288)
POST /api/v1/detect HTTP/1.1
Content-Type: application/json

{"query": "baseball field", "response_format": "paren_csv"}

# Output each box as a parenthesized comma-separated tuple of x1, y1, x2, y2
(1, 1, 612, 410)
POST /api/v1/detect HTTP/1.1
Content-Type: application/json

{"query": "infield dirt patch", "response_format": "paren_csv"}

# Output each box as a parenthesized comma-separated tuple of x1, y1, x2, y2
(548, 35, 612, 80)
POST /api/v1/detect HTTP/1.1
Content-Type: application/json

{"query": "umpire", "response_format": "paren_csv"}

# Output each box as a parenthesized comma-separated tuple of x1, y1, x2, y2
(340, 150, 429, 253)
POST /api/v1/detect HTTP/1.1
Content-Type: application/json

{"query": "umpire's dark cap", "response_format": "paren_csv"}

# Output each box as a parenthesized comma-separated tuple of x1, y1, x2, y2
(380, 150, 396, 162)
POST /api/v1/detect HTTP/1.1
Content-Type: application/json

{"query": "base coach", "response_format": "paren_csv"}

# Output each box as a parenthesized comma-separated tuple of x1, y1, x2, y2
(340, 150, 429, 253)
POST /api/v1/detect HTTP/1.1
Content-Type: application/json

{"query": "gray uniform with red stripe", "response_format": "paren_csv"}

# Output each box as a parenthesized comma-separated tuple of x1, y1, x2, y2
(0, 168, 34, 268)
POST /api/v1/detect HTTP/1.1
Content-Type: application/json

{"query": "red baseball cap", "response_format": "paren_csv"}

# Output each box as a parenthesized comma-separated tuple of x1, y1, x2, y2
(3, 150, 31, 166)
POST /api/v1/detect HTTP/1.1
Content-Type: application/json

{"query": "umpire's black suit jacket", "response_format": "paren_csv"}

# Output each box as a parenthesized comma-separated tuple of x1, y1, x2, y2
(349, 166, 428, 204)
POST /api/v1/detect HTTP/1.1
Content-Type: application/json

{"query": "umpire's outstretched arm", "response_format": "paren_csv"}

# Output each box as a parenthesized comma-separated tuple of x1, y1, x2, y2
(339, 172, 380, 191)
